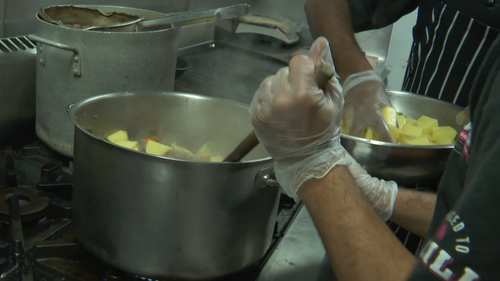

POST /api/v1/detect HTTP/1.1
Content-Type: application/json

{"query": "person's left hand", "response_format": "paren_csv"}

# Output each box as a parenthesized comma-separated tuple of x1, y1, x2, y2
(250, 37, 352, 202)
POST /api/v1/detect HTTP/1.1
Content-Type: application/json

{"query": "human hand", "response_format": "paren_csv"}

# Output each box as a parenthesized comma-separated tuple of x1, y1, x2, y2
(250, 37, 351, 201)
(342, 71, 396, 142)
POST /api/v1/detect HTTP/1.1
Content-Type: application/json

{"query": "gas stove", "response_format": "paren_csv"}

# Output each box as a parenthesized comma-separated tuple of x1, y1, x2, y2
(0, 141, 302, 281)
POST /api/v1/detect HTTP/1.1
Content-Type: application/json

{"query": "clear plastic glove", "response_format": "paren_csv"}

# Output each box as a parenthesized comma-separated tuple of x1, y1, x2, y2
(250, 37, 352, 202)
(343, 150, 398, 221)
(342, 71, 396, 142)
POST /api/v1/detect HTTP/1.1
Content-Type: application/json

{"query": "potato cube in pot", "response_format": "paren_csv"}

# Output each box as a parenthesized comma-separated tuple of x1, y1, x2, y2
(114, 140, 138, 150)
(432, 126, 458, 142)
(364, 128, 378, 140)
(172, 143, 196, 160)
(211, 155, 224, 162)
(405, 117, 418, 126)
(402, 136, 431, 145)
(382, 107, 398, 127)
(196, 144, 213, 159)
(146, 140, 172, 156)
(401, 125, 424, 138)
(417, 116, 439, 134)
(107, 130, 128, 143)
(434, 137, 455, 145)
(397, 115, 406, 129)
(388, 125, 401, 140)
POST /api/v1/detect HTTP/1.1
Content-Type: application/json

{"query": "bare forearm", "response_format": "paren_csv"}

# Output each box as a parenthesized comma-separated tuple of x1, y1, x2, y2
(390, 188, 437, 237)
(305, 0, 373, 80)
(299, 166, 416, 281)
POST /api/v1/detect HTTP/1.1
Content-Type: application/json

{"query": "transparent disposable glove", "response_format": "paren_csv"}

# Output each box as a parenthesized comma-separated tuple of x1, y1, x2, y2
(250, 37, 352, 202)
(343, 150, 398, 221)
(342, 70, 396, 142)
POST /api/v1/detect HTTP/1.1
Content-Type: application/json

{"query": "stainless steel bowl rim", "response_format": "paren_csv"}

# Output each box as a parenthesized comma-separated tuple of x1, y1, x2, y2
(68, 91, 273, 164)
(340, 134, 453, 149)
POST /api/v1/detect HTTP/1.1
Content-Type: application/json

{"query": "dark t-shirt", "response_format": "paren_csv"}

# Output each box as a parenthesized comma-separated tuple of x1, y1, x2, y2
(406, 38, 500, 280)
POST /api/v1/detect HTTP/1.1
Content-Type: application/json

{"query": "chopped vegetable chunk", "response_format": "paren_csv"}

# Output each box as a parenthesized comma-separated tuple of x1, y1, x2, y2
(417, 116, 439, 134)
(401, 125, 424, 138)
(382, 107, 398, 127)
(143, 136, 160, 144)
(146, 140, 172, 156)
(405, 117, 418, 126)
(402, 136, 431, 145)
(196, 143, 213, 159)
(432, 126, 458, 142)
(107, 130, 128, 143)
(114, 140, 138, 150)
(388, 125, 401, 140)
(211, 155, 224, 162)
(364, 128, 378, 140)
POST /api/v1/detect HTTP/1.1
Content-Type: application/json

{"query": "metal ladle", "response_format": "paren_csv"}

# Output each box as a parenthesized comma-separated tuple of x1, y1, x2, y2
(39, 4, 250, 32)
(224, 61, 336, 162)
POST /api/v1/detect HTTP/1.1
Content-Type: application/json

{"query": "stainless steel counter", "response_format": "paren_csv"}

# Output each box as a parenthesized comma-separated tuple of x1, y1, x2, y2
(256, 206, 336, 281)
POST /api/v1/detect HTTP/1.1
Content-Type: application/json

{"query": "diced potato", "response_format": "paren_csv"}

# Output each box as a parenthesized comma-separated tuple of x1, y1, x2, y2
(146, 140, 172, 156)
(434, 137, 455, 145)
(402, 136, 431, 145)
(388, 124, 401, 140)
(211, 155, 224, 162)
(364, 128, 378, 140)
(107, 130, 128, 143)
(196, 143, 213, 159)
(341, 120, 349, 134)
(397, 115, 406, 129)
(432, 126, 458, 142)
(401, 124, 424, 138)
(382, 107, 398, 127)
(405, 117, 418, 126)
(172, 143, 195, 158)
(417, 115, 439, 134)
(114, 140, 138, 150)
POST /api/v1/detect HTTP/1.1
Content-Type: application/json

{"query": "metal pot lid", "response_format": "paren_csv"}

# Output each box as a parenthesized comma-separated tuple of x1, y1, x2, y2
(38, 5, 144, 30)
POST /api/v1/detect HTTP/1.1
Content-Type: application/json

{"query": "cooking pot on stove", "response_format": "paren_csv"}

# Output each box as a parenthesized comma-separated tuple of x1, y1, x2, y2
(29, 5, 247, 158)
(29, 5, 179, 157)
(69, 91, 280, 280)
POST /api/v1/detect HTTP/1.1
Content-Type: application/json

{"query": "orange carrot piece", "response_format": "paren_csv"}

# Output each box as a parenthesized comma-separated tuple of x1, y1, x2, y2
(143, 136, 159, 144)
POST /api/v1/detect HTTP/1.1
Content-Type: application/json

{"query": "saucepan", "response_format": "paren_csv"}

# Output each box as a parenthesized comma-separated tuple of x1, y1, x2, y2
(69, 91, 279, 279)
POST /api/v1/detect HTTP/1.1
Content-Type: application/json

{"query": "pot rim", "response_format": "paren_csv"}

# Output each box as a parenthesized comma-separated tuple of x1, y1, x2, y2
(68, 91, 274, 165)
(36, 5, 178, 34)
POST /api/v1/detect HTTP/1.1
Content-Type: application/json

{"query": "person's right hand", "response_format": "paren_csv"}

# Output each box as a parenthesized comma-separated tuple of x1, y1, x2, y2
(342, 71, 396, 143)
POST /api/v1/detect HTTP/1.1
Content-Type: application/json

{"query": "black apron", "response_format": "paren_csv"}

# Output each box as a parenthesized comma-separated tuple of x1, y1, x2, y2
(402, 1, 500, 107)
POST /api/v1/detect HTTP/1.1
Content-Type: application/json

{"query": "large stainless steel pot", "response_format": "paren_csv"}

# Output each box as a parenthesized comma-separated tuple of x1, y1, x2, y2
(69, 91, 279, 280)
(28, 6, 181, 157)
(341, 91, 464, 184)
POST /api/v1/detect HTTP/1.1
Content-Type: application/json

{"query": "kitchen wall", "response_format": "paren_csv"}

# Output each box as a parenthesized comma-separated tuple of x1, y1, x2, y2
(385, 9, 418, 91)
(0, 0, 417, 90)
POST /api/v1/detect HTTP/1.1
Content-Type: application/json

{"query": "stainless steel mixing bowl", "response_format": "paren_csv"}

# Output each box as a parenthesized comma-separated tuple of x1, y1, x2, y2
(340, 91, 464, 185)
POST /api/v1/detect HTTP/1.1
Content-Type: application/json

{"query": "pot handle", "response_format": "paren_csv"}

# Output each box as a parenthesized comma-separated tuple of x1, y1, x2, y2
(66, 103, 74, 114)
(28, 35, 82, 77)
(253, 167, 280, 196)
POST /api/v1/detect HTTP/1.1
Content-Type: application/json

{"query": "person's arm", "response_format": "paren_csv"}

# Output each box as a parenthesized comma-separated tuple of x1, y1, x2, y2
(390, 188, 437, 237)
(304, 0, 373, 81)
(299, 165, 417, 281)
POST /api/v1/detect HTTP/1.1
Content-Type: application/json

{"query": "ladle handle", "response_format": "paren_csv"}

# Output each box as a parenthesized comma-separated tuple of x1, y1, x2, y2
(139, 4, 250, 31)
(224, 61, 336, 162)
